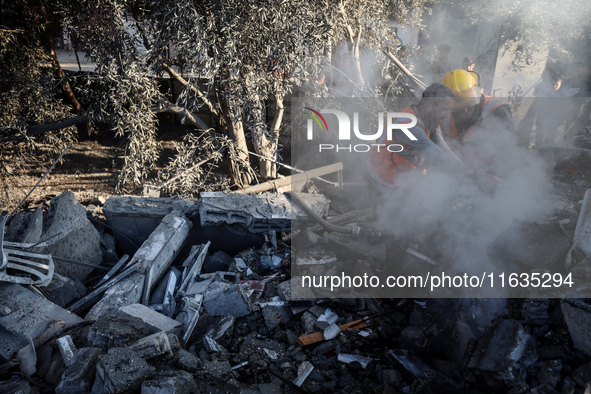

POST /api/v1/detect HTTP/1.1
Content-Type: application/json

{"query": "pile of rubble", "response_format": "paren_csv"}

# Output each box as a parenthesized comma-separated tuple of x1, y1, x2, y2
(3, 152, 591, 393)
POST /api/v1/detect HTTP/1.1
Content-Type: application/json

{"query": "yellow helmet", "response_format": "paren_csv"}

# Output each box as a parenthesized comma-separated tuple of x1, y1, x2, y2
(442, 69, 481, 109)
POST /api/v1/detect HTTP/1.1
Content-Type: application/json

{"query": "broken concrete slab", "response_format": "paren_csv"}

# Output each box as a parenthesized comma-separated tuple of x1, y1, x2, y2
(35, 191, 102, 280)
(103, 196, 196, 254)
(119, 303, 182, 336)
(92, 347, 156, 394)
(86, 210, 191, 319)
(174, 349, 200, 373)
(0, 283, 83, 363)
(55, 347, 102, 394)
(199, 192, 329, 233)
(202, 282, 252, 318)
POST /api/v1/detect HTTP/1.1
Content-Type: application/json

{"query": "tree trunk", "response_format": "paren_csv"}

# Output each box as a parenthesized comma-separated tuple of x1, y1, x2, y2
(42, 1, 91, 138)
(251, 95, 282, 180)
(217, 90, 253, 187)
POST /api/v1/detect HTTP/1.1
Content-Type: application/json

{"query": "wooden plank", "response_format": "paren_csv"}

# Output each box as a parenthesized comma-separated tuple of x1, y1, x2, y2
(235, 162, 343, 194)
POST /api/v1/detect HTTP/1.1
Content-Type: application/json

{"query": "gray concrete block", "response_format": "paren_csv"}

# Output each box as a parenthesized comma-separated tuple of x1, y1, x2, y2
(103, 196, 196, 254)
(199, 192, 329, 233)
(119, 303, 182, 336)
(93, 347, 156, 394)
(0, 283, 82, 362)
(128, 331, 173, 359)
(86, 210, 191, 319)
(203, 283, 252, 317)
(262, 305, 284, 331)
(174, 349, 200, 373)
(55, 347, 102, 394)
(36, 191, 102, 280)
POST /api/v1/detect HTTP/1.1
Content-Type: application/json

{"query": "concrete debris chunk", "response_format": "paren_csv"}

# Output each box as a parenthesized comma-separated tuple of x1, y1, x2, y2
(203, 335, 226, 353)
(92, 347, 156, 394)
(174, 349, 200, 373)
(119, 303, 182, 336)
(467, 319, 538, 390)
(261, 303, 285, 331)
(323, 323, 341, 340)
(293, 361, 314, 387)
(317, 308, 339, 325)
(337, 353, 374, 369)
(203, 283, 252, 317)
(4, 206, 43, 244)
(181, 294, 203, 345)
(56, 335, 77, 367)
(141, 370, 198, 394)
(0, 283, 82, 363)
(128, 331, 173, 360)
(199, 192, 329, 233)
(35, 191, 102, 280)
(88, 314, 145, 350)
(103, 196, 196, 254)
(55, 347, 102, 394)
(86, 210, 191, 319)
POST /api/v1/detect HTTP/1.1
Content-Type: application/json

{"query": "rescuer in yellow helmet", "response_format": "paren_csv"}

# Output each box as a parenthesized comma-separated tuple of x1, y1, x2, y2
(441, 69, 514, 143)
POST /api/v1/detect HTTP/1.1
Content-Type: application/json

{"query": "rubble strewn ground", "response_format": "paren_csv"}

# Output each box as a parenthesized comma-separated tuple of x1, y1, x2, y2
(3, 146, 591, 393)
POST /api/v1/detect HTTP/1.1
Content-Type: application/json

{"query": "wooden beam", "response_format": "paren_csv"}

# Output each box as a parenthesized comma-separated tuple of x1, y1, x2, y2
(234, 162, 343, 194)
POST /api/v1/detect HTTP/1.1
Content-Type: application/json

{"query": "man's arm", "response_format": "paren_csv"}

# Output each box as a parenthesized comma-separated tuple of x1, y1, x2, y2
(394, 124, 462, 166)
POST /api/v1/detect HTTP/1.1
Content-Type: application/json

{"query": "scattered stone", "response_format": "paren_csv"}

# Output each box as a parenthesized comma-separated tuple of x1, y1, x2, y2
(55, 347, 102, 394)
(202, 283, 252, 317)
(201, 359, 233, 379)
(175, 349, 200, 372)
(262, 304, 284, 331)
(93, 347, 156, 394)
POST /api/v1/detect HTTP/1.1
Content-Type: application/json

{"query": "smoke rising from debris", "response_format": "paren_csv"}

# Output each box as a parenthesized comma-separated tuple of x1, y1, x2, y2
(376, 114, 554, 280)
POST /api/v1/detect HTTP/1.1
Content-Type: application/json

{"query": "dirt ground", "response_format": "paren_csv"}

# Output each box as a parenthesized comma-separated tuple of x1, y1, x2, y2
(0, 123, 187, 214)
